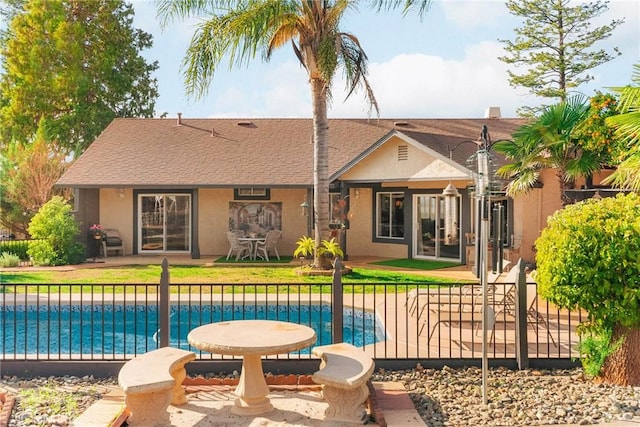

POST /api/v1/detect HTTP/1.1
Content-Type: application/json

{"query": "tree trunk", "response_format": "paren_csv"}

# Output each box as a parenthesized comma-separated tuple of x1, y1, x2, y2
(310, 78, 330, 269)
(599, 325, 640, 386)
(557, 169, 572, 206)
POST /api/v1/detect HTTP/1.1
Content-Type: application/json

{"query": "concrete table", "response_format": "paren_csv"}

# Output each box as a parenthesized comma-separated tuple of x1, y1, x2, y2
(187, 319, 317, 415)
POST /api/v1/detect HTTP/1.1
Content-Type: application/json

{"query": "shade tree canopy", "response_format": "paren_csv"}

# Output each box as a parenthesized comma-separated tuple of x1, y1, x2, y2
(0, 0, 159, 155)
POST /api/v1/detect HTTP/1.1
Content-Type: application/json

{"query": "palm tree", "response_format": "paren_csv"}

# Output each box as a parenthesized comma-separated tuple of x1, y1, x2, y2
(493, 95, 600, 205)
(605, 63, 640, 190)
(156, 0, 430, 268)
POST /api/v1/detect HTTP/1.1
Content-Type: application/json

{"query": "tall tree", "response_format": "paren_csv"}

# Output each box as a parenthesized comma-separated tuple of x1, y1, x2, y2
(0, 0, 159, 155)
(493, 95, 600, 205)
(605, 63, 640, 189)
(157, 0, 430, 268)
(499, 0, 623, 113)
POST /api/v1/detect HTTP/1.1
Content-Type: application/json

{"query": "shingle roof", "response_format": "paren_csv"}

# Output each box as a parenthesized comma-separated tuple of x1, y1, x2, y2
(56, 117, 527, 188)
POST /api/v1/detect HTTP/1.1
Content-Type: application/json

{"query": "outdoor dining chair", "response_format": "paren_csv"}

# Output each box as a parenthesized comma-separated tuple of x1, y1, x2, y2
(225, 231, 251, 261)
(255, 230, 281, 261)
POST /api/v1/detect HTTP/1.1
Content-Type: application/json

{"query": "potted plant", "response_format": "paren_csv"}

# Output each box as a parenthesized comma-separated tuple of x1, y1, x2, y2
(89, 224, 104, 240)
(294, 236, 344, 270)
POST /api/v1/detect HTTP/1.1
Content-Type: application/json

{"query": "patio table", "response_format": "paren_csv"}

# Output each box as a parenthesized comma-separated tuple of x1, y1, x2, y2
(187, 319, 316, 415)
(237, 237, 265, 260)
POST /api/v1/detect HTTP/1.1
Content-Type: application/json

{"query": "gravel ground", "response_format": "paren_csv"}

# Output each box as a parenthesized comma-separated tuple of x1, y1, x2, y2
(372, 366, 640, 426)
(2, 367, 640, 426)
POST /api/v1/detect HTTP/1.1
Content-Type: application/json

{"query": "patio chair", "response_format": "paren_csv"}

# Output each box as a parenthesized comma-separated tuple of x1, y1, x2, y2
(419, 283, 514, 340)
(255, 230, 281, 261)
(412, 268, 514, 319)
(225, 231, 251, 261)
(493, 281, 557, 346)
(101, 228, 125, 258)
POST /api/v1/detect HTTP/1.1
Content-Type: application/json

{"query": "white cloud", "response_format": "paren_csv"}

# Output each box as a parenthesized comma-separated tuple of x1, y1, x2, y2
(328, 41, 541, 118)
(440, 0, 510, 28)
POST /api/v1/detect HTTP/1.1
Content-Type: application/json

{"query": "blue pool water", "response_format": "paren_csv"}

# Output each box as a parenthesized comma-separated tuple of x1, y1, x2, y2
(0, 304, 385, 355)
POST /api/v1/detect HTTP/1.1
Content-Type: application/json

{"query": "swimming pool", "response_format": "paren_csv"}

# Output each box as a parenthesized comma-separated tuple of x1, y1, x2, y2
(0, 303, 386, 355)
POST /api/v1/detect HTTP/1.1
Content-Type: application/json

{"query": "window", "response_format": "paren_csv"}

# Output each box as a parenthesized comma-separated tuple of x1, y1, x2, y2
(234, 188, 270, 200)
(329, 193, 348, 227)
(377, 192, 405, 238)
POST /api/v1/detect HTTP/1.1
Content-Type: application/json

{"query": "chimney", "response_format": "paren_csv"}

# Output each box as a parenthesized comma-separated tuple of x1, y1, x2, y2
(177, 112, 182, 126)
(484, 107, 501, 119)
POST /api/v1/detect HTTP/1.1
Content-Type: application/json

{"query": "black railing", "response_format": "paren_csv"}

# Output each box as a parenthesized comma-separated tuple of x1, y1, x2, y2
(0, 260, 584, 375)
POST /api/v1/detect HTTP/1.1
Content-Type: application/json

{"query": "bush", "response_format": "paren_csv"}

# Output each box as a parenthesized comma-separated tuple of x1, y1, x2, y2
(27, 196, 85, 266)
(535, 192, 640, 377)
(0, 239, 31, 260)
(0, 252, 20, 267)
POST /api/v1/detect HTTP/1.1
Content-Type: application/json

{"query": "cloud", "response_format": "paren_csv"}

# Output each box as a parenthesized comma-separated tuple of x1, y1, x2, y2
(329, 41, 541, 118)
(440, 0, 510, 28)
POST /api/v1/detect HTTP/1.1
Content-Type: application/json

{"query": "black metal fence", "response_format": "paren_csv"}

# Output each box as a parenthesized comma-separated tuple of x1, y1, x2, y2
(0, 260, 584, 376)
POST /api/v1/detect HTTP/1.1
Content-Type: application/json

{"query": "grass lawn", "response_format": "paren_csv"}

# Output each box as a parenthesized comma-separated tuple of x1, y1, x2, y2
(369, 258, 461, 270)
(0, 264, 469, 286)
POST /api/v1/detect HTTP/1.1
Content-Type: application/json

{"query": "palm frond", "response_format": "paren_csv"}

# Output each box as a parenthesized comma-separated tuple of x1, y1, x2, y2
(368, 0, 432, 17)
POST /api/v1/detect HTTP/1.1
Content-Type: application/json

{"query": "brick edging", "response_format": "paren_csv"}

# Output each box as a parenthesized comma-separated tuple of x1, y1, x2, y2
(367, 381, 386, 427)
(0, 392, 16, 427)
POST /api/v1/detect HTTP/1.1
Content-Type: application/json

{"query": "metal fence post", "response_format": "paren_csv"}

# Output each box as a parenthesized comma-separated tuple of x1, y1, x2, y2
(515, 258, 529, 369)
(159, 257, 170, 348)
(332, 257, 343, 344)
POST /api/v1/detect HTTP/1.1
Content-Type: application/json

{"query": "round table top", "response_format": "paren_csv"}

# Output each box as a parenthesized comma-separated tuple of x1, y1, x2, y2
(187, 319, 317, 356)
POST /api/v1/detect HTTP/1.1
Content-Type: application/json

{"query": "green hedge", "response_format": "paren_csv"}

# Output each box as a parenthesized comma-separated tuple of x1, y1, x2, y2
(0, 239, 33, 260)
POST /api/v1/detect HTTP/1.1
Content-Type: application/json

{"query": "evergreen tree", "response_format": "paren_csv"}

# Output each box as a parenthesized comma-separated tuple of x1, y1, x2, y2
(0, 0, 159, 156)
(499, 0, 623, 113)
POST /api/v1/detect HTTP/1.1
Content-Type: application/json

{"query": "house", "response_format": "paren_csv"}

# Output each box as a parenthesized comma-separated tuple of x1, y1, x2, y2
(56, 114, 564, 266)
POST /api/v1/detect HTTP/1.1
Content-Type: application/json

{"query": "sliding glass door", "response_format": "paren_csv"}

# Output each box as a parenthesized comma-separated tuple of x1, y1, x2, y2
(139, 194, 191, 252)
(413, 194, 460, 260)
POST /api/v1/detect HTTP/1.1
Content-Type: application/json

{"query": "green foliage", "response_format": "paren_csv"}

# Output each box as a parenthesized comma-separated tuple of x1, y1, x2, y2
(536, 193, 640, 330)
(494, 96, 599, 203)
(0, 239, 30, 260)
(293, 236, 344, 259)
(575, 92, 624, 166)
(27, 196, 84, 266)
(577, 326, 621, 378)
(0, 252, 20, 267)
(0, 0, 158, 155)
(293, 235, 315, 258)
(605, 62, 640, 190)
(499, 0, 623, 111)
(536, 193, 640, 375)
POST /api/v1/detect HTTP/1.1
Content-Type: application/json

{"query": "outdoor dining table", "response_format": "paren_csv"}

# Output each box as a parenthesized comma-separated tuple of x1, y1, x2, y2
(237, 236, 265, 260)
(187, 319, 317, 415)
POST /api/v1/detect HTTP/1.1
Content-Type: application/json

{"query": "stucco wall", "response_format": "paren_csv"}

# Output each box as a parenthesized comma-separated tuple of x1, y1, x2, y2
(345, 187, 407, 259)
(512, 168, 563, 263)
(99, 188, 134, 255)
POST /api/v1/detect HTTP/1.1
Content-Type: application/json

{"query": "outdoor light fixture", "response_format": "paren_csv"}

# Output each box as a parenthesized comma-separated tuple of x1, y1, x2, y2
(442, 146, 462, 246)
(300, 200, 309, 216)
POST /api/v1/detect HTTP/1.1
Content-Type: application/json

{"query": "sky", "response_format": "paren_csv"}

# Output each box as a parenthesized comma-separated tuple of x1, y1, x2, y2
(130, 0, 640, 120)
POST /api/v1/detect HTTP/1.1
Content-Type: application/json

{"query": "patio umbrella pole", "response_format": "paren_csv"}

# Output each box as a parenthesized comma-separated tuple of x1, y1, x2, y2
(480, 194, 489, 406)
(476, 144, 490, 406)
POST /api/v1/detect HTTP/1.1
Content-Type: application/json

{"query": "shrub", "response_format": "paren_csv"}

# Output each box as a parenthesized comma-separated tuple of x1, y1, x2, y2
(0, 239, 31, 260)
(27, 196, 85, 266)
(0, 252, 20, 267)
(535, 192, 640, 379)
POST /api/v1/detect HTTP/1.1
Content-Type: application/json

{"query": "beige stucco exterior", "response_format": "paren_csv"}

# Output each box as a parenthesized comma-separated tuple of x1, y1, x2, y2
(99, 188, 134, 254)
(344, 187, 408, 259)
(98, 187, 310, 257)
(340, 136, 469, 183)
